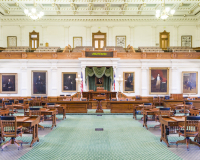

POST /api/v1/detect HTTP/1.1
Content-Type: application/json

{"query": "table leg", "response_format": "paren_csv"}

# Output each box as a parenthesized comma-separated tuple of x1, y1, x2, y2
(51, 114, 56, 129)
(30, 124, 39, 147)
(143, 114, 148, 129)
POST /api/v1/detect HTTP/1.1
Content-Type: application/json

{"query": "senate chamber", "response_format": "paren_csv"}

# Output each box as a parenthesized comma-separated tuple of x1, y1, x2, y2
(1, 0, 200, 159)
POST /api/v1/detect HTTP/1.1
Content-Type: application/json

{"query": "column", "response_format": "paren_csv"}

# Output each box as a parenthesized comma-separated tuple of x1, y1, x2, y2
(196, 25, 200, 47)
(129, 26, 134, 47)
(85, 26, 91, 46)
(20, 63, 28, 96)
(171, 66, 178, 94)
(151, 25, 156, 46)
(173, 25, 178, 46)
(20, 25, 25, 46)
(0, 25, 2, 46)
(141, 66, 148, 96)
(81, 66, 86, 91)
(108, 26, 113, 46)
(42, 25, 47, 46)
(64, 26, 70, 46)
(51, 66, 58, 96)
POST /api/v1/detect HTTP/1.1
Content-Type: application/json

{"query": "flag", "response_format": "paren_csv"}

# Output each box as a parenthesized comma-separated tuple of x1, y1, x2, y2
(81, 72, 83, 93)
(114, 71, 115, 91)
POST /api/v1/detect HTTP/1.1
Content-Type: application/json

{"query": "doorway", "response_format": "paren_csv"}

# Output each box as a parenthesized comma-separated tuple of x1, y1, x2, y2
(92, 31, 106, 50)
(29, 30, 39, 50)
(159, 30, 170, 50)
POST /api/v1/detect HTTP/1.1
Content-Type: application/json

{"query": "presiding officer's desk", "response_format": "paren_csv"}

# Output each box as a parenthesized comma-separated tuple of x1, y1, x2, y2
(110, 100, 149, 113)
(82, 91, 117, 100)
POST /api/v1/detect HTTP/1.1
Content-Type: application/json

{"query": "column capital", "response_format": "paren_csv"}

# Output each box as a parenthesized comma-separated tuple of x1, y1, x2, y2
(151, 25, 156, 28)
(85, 26, 91, 28)
(107, 26, 113, 28)
(174, 25, 179, 28)
(129, 26, 135, 29)
(141, 66, 148, 70)
(64, 25, 70, 29)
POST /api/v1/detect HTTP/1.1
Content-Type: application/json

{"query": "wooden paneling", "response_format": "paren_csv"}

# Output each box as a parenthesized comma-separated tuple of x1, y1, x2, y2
(1, 51, 200, 59)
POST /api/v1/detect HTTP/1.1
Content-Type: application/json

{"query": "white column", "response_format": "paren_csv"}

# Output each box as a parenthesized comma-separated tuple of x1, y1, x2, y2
(81, 66, 86, 91)
(151, 25, 156, 46)
(20, 25, 25, 46)
(108, 26, 113, 46)
(0, 25, 2, 46)
(171, 67, 178, 94)
(20, 65, 28, 96)
(129, 26, 134, 47)
(64, 26, 70, 46)
(141, 66, 148, 96)
(42, 26, 47, 46)
(85, 26, 91, 46)
(173, 25, 178, 46)
(51, 66, 58, 96)
(195, 25, 200, 47)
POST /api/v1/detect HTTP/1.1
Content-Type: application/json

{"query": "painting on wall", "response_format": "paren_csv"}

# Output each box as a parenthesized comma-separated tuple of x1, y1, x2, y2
(32, 71, 47, 95)
(7, 36, 17, 47)
(116, 36, 126, 48)
(182, 71, 198, 94)
(62, 72, 77, 92)
(123, 72, 135, 93)
(0, 73, 18, 94)
(73, 37, 82, 48)
(95, 77, 104, 87)
(181, 35, 192, 48)
(149, 68, 169, 94)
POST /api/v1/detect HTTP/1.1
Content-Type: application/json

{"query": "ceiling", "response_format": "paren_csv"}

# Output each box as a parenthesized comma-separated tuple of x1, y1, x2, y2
(0, 0, 200, 19)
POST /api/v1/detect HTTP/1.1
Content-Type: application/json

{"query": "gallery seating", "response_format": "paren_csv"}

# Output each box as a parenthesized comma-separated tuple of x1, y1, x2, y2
(167, 46, 196, 52)
(138, 46, 163, 52)
(102, 46, 126, 52)
(2, 46, 30, 52)
(34, 46, 60, 52)
(73, 46, 95, 52)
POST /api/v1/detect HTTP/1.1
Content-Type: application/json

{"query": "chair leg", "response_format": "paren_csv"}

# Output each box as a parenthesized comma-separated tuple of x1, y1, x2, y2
(1, 140, 12, 150)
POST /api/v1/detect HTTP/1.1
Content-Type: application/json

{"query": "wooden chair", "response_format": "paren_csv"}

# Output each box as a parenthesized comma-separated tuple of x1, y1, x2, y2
(118, 98, 126, 101)
(29, 108, 44, 129)
(5, 102, 16, 115)
(73, 98, 80, 101)
(0, 116, 23, 150)
(154, 108, 171, 129)
(176, 116, 200, 150)
(135, 95, 141, 100)
(0, 99, 3, 108)
(9, 99, 15, 104)
(63, 97, 71, 101)
(41, 96, 48, 106)
(35, 96, 42, 106)
(81, 98, 87, 101)
(45, 103, 58, 115)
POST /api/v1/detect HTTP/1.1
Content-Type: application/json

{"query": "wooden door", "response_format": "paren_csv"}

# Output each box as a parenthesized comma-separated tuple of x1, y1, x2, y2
(29, 30, 39, 50)
(160, 30, 170, 50)
(92, 31, 106, 50)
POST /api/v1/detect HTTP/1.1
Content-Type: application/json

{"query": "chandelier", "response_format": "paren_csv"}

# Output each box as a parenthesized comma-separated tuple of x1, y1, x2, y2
(155, 1, 175, 20)
(24, 8, 44, 20)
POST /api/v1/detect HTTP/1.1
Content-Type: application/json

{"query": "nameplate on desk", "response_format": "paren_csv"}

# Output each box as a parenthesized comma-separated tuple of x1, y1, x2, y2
(85, 52, 113, 58)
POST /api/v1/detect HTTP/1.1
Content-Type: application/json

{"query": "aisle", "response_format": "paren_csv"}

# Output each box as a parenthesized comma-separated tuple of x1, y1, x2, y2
(19, 115, 181, 160)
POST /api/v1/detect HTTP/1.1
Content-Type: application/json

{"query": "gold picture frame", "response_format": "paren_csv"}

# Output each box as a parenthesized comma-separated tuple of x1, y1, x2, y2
(7, 36, 17, 47)
(123, 72, 135, 93)
(181, 35, 192, 48)
(116, 36, 126, 48)
(149, 68, 169, 95)
(0, 73, 18, 94)
(31, 70, 48, 96)
(182, 71, 198, 94)
(62, 72, 77, 92)
(73, 37, 82, 48)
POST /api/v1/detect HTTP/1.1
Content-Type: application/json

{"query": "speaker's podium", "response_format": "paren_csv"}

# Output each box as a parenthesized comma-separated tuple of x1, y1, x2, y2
(93, 87, 106, 113)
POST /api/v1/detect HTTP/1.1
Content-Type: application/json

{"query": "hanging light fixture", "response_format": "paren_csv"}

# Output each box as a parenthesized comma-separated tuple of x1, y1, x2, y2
(155, 0, 175, 20)
(24, 8, 44, 20)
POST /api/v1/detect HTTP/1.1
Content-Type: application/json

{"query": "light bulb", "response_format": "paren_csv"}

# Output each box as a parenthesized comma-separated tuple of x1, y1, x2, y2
(156, 14, 160, 18)
(31, 8, 36, 13)
(40, 12, 44, 16)
(156, 10, 160, 14)
(170, 10, 175, 14)
(24, 9, 29, 14)
(165, 7, 170, 12)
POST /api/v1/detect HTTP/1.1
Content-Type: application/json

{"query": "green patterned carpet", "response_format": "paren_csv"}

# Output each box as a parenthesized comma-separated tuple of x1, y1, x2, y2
(18, 115, 181, 160)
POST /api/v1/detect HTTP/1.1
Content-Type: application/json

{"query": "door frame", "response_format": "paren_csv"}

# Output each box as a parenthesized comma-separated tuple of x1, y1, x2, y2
(92, 30, 106, 50)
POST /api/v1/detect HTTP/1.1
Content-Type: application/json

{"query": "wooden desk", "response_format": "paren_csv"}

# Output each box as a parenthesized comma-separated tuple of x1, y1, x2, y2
(44, 104, 66, 120)
(160, 116, 185, 147)
(185, 100, 200, 109)
(25, 109, 56, 129)
(93, 96, 106, 113)
(82, 91, 117, 100)
(49, 101, 89, 113)
(110, 100, 149, 113)
(0, 108, 9, 116)
(189, 109, 200, 116)
(16, 116, 40, 147)
(13, 104, 29, 113)
(143, 108, 159, 129)
(163, 100, 183, 107)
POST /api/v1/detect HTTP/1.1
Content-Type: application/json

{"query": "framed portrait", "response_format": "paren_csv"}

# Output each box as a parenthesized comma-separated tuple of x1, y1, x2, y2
(95, 77, 104, 87)
(73, 37, 82, 48)
(116, 36, 126, 48)
(0, 73, 18, 94)
(123, 72, 135, 93)
(32, 71, 47, 96)
(62, 72, 77, 92)
(181, 35, 192, 48)
(182, 71, 198, 94)
(149, 68, 169, 94)
(7, 36, 17, 47)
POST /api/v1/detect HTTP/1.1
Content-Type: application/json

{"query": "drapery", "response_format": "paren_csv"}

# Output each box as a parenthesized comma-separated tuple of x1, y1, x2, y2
(88, 75, 111, 91)
(85, 67, 113, 84)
